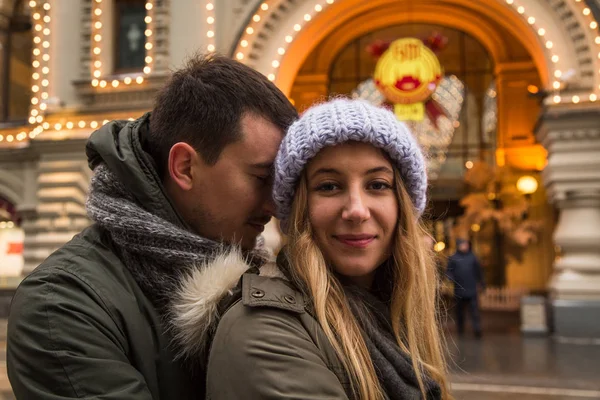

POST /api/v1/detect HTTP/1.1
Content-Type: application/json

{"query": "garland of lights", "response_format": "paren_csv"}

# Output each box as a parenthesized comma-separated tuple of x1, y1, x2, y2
(2, 0, 598, 144)
(0, 0, 55, 144)
(90, 0, 153, 89)
(206, 2, 216, 52)
(234, 0, 600, 103)
(0, 0, 216, 144)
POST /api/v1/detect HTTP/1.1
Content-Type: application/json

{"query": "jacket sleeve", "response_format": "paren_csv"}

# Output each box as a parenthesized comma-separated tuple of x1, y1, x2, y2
(206, 302, 350, 400)
(7, 267, 154, 399)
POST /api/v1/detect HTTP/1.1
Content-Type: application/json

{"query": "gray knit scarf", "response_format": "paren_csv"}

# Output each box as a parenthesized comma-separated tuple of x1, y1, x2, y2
(86, 163, 268, 311)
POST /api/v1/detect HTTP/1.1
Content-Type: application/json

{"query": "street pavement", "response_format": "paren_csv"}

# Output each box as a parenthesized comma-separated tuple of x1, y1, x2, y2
(1, 319, 599, 399)
(449, 333, 600, 399)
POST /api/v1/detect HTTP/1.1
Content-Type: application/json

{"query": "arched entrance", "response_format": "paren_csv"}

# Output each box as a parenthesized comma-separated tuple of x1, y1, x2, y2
(233, 0, 592, 292)
(290, 19, 555, 290)
(233, 0, 600, 102)
(232, 0, 600, 174)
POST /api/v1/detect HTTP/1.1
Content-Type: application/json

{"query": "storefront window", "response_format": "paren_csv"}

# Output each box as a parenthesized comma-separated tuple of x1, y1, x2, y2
(0, 1, 32, 123)
(328, 24, 495, 188)
(114, 0, 146, 72)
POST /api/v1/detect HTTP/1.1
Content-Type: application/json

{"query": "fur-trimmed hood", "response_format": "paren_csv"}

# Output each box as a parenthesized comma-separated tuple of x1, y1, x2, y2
(169, 248, 286, 360)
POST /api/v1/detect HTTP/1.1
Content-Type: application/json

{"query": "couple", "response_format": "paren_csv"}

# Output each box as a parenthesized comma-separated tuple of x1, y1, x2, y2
(7, 54, 450, 399)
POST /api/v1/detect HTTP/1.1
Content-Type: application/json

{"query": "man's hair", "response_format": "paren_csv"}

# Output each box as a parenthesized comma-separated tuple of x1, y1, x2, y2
(147, 53, 298, 177)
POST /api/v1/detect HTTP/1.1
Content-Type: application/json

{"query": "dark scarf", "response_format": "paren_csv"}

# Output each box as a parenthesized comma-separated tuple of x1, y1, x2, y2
(345, 285, 442, 400)
(277, 252, 441, 399)
(85, 163, 268, 312)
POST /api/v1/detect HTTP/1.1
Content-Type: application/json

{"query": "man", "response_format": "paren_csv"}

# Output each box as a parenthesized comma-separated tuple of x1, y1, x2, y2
(7, 54, 297, 399)
(446, 239, 485, 338)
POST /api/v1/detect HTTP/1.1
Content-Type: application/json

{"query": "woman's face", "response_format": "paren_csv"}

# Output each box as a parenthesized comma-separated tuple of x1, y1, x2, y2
(306, 142, 399, 288)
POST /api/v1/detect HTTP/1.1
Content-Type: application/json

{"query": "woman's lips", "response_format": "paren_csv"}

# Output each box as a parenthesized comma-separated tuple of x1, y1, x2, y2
(334, 235, 376, 248)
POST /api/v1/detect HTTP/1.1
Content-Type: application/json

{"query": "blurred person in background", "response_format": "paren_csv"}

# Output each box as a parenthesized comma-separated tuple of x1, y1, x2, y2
(446, 239, 485, 338)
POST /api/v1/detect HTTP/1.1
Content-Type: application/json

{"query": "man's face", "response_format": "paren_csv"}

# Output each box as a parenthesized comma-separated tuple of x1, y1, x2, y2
(183, 113, 283, 249)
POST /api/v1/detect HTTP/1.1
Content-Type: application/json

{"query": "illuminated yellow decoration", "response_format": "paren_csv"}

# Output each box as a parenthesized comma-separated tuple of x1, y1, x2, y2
(374, 38, 443, 120)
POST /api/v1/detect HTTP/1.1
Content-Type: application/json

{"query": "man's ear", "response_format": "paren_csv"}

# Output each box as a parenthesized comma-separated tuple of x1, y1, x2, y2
(168, 142, 199, 191)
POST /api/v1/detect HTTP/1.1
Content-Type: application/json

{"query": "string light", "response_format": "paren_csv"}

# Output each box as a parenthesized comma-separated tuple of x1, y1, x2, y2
(8, 0, 599, 146)
(571, 0, 600, 104)
(19, 1, 53, 141)
(229, 0, 600, 106)
(89, 0, 153, 91)
(205, 2, 216, 52)
(232, 1, 337, 82)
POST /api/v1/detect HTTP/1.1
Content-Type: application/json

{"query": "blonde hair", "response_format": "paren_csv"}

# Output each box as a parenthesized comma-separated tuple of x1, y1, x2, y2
(285, 170, 451, 399)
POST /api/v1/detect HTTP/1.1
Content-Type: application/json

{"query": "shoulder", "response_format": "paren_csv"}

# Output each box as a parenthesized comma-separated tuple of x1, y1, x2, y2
(213, 273, 309, 343)
(17, 224, 141, 299)
(10, 225, 151, 333)
(241, 272, 306, 312)
(212, 272, 345, 371)
(207, 275, 351, 398)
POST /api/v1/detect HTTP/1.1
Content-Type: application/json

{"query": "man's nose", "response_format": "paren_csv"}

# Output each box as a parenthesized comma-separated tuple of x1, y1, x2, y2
(263, 189, 276, 217)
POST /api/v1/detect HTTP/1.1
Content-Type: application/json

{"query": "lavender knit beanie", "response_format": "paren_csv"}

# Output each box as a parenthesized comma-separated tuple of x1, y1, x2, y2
(273, 98, 427, 230)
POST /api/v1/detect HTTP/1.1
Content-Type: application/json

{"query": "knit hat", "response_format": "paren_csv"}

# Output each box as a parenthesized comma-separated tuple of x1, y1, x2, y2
(273, 98, 428, 231)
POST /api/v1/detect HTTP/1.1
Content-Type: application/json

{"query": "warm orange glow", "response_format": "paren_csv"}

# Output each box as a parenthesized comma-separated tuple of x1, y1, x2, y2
(503, 145, 548, 171)
(275, 0, 550, 95)
(527, 85, 539, 94)
(517, 175, 539, 195)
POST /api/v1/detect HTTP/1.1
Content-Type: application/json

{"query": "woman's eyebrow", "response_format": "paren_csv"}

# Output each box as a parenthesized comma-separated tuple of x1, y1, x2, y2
(309, 168, 341, 179)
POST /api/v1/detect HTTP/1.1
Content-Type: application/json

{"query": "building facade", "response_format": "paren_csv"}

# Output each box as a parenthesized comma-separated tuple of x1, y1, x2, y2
(0, 0, 599, 337)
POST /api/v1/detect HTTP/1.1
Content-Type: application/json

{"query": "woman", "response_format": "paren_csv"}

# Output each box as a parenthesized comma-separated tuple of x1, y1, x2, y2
(171, 99, 450, 399)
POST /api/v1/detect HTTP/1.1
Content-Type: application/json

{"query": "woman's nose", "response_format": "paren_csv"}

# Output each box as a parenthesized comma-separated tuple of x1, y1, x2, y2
(341, 189, 370, 223)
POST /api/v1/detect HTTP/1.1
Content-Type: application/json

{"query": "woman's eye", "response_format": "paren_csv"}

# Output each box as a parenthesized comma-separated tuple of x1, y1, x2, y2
(315, 182, 339, 192)
(369, 181, 392, 191)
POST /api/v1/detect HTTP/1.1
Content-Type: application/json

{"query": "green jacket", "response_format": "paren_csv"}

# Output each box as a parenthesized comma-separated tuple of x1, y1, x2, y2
(170, 257, 353, 399)
(7, 115, 199, 399)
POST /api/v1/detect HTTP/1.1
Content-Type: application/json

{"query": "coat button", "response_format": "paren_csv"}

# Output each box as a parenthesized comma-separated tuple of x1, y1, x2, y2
(251, 289, 265, 298)
(284, 295, 296, 304)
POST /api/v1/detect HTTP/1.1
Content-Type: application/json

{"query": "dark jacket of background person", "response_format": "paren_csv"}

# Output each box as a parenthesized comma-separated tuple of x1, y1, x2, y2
(7, 118, 199, 399)
(446, 242, 485, 299)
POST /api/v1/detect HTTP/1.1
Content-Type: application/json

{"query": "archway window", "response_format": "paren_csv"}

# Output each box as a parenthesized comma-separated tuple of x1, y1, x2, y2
(327, 24, 496, 185)
(0, 0, 32, 124)
(114, 0, 147, 73)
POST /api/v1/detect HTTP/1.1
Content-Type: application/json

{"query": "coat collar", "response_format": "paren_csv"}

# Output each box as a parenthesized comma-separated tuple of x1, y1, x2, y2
(169, 248, 288, 360)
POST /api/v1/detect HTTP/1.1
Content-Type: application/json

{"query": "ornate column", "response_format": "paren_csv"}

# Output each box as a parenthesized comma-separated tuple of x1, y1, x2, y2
(536, 107, 600, 338)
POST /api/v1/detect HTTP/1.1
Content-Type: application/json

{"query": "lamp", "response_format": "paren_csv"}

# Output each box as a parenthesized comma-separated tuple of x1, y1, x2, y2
(516, 175, 538, 196)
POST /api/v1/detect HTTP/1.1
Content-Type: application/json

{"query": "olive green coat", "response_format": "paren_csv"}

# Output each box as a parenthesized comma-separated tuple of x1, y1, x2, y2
(172, 259, 353, 399)
(7, 115, 200, 399)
